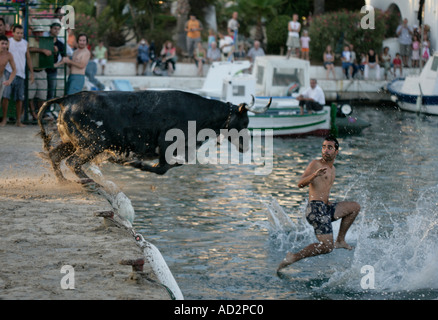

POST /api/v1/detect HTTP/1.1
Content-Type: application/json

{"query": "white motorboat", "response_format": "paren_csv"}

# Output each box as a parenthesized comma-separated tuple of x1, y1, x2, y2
(387, 52, 438, 115)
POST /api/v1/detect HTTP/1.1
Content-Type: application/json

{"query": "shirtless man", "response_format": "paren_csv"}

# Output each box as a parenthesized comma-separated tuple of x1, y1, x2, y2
(0, 35, 16, 96)
(0, 26, 29, 127)
(61, 33, 90, 95)
(277, 136, 361, 272)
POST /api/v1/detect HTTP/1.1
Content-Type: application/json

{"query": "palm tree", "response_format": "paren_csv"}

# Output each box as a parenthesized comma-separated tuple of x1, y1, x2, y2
(96, 0, 107, 17)
(313, 0, 325, 15)
(176, 0, 190, 52)
(237, 0, 284, 44)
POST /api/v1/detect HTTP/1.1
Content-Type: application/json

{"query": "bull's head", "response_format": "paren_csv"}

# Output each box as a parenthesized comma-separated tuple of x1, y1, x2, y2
(225, 96, 271, 153)
(238, 95, 272, 115)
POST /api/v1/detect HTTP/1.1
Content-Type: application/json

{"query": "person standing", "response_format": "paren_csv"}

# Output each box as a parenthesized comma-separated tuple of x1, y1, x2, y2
(396, 18, 413, 67)
(286, 14, 301, 59)
(300, 30, 310, 61)
(185, 14, 203, 61)
(93, 40, 107, 75)
(1, 25, 34, 127)
(0, 35, 16, 125)
(0, 17, 7, 37)
(277, 136, 361, 272)
(61, 33, 90, 95)
(29, 26, 51, 121)
(46, 22, 65, 101)
(227, 11, 239, 49)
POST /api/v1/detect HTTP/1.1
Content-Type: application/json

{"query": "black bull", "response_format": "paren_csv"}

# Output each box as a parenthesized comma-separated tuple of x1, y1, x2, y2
(38, 90, 271, 184)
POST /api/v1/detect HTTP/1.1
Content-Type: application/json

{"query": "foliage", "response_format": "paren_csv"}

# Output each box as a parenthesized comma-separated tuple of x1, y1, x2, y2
(74, 13, 99, 47)
(266, 15, 290, 54)
(308, 9, 388, 62)
(232, 0, 285, 42)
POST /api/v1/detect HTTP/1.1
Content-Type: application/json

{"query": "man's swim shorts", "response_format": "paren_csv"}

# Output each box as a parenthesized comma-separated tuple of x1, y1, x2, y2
(306, 201, 338, 235)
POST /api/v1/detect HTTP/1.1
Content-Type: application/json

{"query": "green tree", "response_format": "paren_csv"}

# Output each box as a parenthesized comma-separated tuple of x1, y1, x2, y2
(308, 9, 388, 62)
(266, 15, 290, 54)
(235, 0, 285, 44)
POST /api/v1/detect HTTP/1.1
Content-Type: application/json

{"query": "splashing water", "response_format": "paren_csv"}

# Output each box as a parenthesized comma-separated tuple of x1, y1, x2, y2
(323, 184, 438, 295)
(263, 197, 315, 252)
(262, 180, 438, 298)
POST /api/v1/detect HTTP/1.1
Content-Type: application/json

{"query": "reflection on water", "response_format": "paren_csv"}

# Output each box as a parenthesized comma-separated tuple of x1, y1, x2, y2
(100, 106, 438, 300)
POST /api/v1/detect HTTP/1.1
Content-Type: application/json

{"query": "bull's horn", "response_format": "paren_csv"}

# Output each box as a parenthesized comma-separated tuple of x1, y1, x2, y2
(246, 96, 271, 114)
(247, 95, 255, 108)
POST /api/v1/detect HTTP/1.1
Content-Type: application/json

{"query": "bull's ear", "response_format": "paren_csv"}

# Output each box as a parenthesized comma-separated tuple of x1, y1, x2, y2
(238, 104, 247, 114)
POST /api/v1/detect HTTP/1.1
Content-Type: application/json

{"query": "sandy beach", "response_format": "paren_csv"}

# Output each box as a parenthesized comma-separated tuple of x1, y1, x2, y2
(0, 124, 170, 299)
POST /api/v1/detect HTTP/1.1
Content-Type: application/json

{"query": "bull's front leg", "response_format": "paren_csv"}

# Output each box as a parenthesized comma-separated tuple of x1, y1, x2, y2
(65, 148, 102, 188)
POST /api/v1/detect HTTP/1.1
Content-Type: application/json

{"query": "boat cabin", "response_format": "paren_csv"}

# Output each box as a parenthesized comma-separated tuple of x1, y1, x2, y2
(253, 55, 310, 97)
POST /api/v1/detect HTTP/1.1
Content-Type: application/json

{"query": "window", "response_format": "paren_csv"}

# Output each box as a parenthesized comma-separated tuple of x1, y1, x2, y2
(256, 66, 264, 85)
(272, 68, 304, 87)
(431, 56, 438, 71)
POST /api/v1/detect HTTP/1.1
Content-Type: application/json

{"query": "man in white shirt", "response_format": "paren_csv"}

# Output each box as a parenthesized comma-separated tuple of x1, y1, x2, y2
(286, 14, 301, 59)
(1, 24, 34, 127)
(297, 78, 325, 115)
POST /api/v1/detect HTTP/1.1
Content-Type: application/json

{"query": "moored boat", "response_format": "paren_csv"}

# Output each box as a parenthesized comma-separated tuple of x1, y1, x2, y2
(387, 52, 438, 115)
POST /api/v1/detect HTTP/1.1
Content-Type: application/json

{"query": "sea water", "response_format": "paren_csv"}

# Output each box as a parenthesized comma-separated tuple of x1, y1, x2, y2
(99, 105, 438, 300)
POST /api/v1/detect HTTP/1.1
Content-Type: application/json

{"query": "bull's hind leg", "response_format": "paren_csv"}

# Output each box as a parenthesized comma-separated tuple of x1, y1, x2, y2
(48, 142, 75, 183)
(65, 148, 101, 187)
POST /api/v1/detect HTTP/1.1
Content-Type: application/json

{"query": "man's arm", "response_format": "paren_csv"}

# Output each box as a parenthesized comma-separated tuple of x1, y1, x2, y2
(26, 46, 34, 84)
(298, 160, 327, 188)
(29, 47, 52, 56)
(63, 50, 90, 69)
(3, 53, 17, 86)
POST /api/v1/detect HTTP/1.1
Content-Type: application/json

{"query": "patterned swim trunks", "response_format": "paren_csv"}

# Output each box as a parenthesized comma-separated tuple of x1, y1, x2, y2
(306, 201, 338, 235)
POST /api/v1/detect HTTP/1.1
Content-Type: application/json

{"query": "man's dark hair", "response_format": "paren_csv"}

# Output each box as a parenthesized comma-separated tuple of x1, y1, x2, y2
(50, 22, 62, 29)
(12, 24, 23, 32)
(77, 33, 88, 44)
(0, 17, 5, 26)
(0, 35, 8, 42)
(325, 135, 339, 150)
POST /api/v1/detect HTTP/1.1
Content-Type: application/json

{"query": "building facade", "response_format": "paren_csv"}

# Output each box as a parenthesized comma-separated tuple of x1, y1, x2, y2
(366, 0, 437, 52)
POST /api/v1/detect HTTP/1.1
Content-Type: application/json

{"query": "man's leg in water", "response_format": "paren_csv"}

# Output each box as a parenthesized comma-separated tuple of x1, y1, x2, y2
(277, 233, 334, 272)
(333, 201, 361, 249)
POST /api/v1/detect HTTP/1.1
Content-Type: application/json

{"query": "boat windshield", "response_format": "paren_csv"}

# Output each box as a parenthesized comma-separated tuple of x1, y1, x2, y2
(272, 68, 305, 88)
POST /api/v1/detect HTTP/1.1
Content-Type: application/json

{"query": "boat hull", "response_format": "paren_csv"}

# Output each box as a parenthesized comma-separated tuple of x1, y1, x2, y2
(388, 79, 438, 115)
(248, 106, 331, 137)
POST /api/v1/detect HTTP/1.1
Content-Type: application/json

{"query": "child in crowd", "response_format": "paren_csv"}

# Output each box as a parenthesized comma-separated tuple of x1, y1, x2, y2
(393, 53, 403, 77)
(381, 46, 393, 81)
(300, 30, 310, 61)
(207, 29, 216, 50)
(422, 34, 431, 68)
(358, 52, 366, 78)
(411, 35, 420, 68)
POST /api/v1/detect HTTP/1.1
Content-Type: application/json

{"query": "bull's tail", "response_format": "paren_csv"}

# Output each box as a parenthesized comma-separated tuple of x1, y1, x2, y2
(37, 97, 64, 151)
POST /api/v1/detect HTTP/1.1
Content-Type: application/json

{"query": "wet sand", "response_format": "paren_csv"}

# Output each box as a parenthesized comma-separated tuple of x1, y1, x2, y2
(0, 125, 170, 299)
